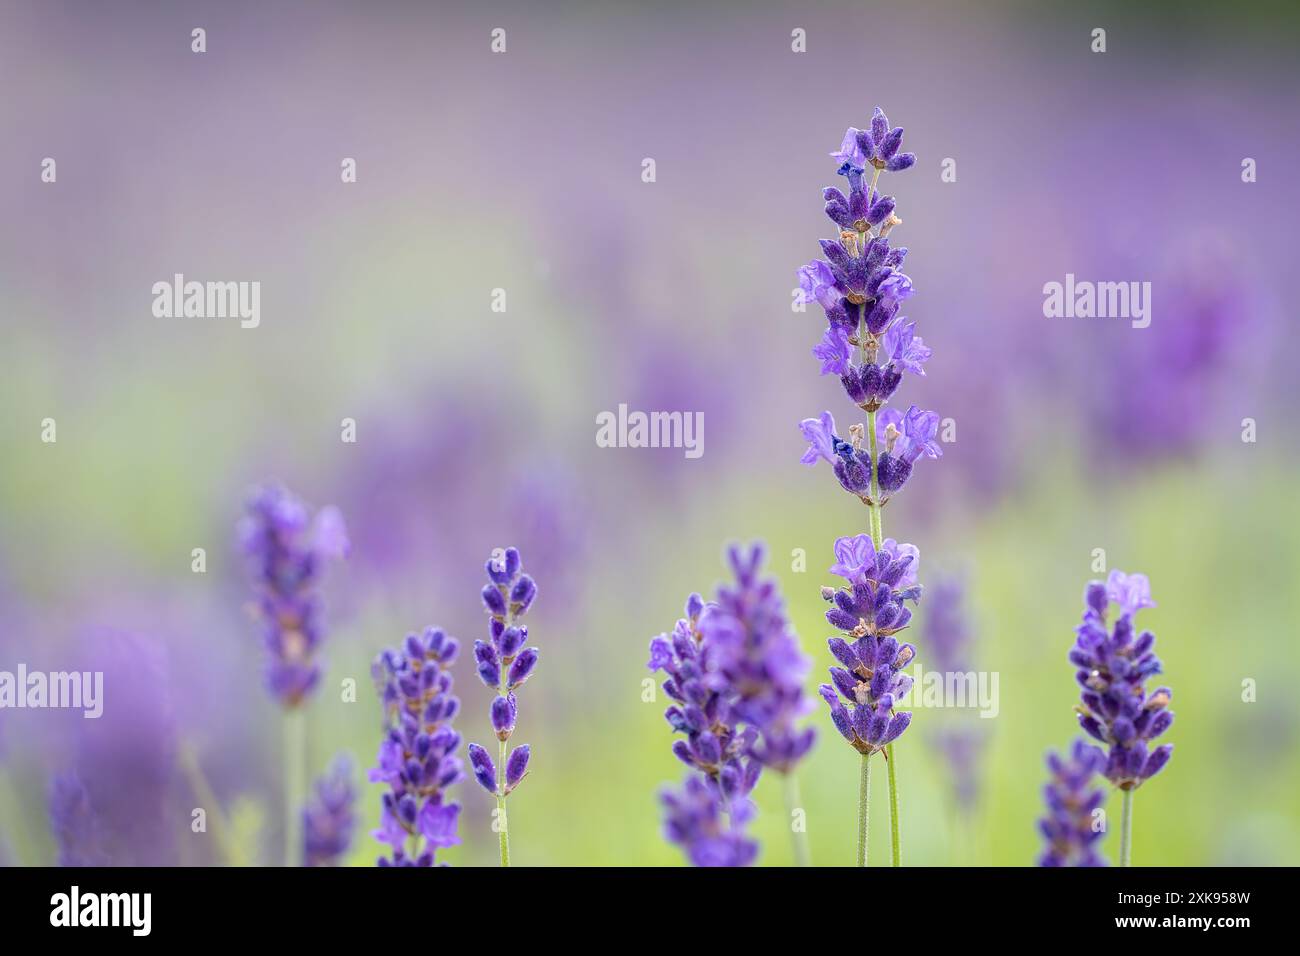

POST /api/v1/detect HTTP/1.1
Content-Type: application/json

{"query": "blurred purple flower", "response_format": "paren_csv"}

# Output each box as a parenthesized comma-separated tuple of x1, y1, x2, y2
(1037, 739, 1108, 867)
(647, 594, 760, 802)
(240, 483, 348, 708)
(660, 775, 758, 868)
(700, 544, 816, 774)
(48, 773, 107, 867)
(923, 575, 988, 812)
(304, 754, 356, 867)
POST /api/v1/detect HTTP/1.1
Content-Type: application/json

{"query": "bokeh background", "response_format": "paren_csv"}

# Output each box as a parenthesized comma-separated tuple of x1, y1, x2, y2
(1, 0, 1297, 866)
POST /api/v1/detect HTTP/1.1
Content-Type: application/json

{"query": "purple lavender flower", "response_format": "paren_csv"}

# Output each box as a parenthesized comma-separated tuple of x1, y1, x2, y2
(468, 547, 538, 866)
(647, 594, 761, 803)
(699, 544, 816, 774)
(818, 535, 920, 756)
(1037, 740, 1108, 867)
(48, 773, 107, 867)
(875, 405, 943, 495)
(648, 544, 816, 865)
(800, 108, 932, 867)
(369, 627, 463, 866)
(798, 106, 940, 528)
(304, 754, 356, 866)
(799, 410, 874, 500)
(240, 484, 349, 707)
(659, 775, 758, 868)
(1070, 571, 1173, 790)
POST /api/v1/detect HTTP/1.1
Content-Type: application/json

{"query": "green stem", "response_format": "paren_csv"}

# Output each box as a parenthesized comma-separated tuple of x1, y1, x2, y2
(496, 741, 510, 866)
(283, 708, 306, 867)
(178, 741, 241, 866)
(782, 772, 812, 867)
(886, 743, 901, 866)
(866, 408, 900, 865)
(857, 753, 871, 867)
(496, 659, 511, 867)
(867, 425, 883, 545)
(1119, 788, 1134, 867)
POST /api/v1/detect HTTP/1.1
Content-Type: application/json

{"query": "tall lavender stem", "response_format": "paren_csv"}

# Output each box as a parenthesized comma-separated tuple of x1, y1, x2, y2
(239, 484, 349, 868)
(782, 772, 810, 867)
(798, 108, 933, 868)
(468, 547, 539, 868)
(284, 709, 305, 866)
(865, 405, 901, 866)
(494, 662, 511, 867)
(1119, 788, 1134, 866)
(857, 753, 870, 867)
(1070, 570, 1173, 867)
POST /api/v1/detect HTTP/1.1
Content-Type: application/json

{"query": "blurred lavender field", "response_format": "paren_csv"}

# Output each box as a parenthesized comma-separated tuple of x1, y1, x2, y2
(1, 0, 1297, 867)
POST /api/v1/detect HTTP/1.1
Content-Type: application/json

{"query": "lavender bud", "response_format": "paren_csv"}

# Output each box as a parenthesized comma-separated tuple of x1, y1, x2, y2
(467, 743, 497, 795)
(490, 695, 516, 740)
(505, 745, 531, 791)
(507, 648, 539, 689)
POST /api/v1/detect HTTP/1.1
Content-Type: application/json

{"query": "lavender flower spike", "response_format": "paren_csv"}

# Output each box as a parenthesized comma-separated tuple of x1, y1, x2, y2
(1037, 740, 1108, 867)
(369, 627, 464, 866)
(798, 109, 933, 867)
(647, 594, 760, 806)
(649, 544, 816, 866)
(1069, 569, 1172, 866)
(660, 775, 759, 868)
(240, 482, 349, 867)
(818, 536, 920, 757)
(469, 547, 539, 866)
(240, 483, 349, 707)
(304, 754, 356, 866)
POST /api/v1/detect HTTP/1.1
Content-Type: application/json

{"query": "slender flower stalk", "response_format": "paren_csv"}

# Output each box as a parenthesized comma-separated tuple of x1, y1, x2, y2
(799, 108, 934, 866)
(1069, 570, 1173, 866)
(648, 544, 814, 866)
(468, 547, 538, 867)
(240, 483, 349, 867)
(369, 627, 464, 866)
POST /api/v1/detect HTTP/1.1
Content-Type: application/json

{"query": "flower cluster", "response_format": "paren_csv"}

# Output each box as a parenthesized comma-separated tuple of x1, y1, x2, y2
(700, 544, 816, 774)
(648, 544, 812, 865)
(468, 547, 538, 799)
(648, 592, 761, 806)
(1037, 739, 1108, 867)
(818, 534, 920, 755)
(798, 107, 940, 505)
(303, 754, 356, 867)
(240, 484, 349, 707)
(659, 775, 759, 868)
(369, 627, 464, 866)
(1070, 570, 1173, 790)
